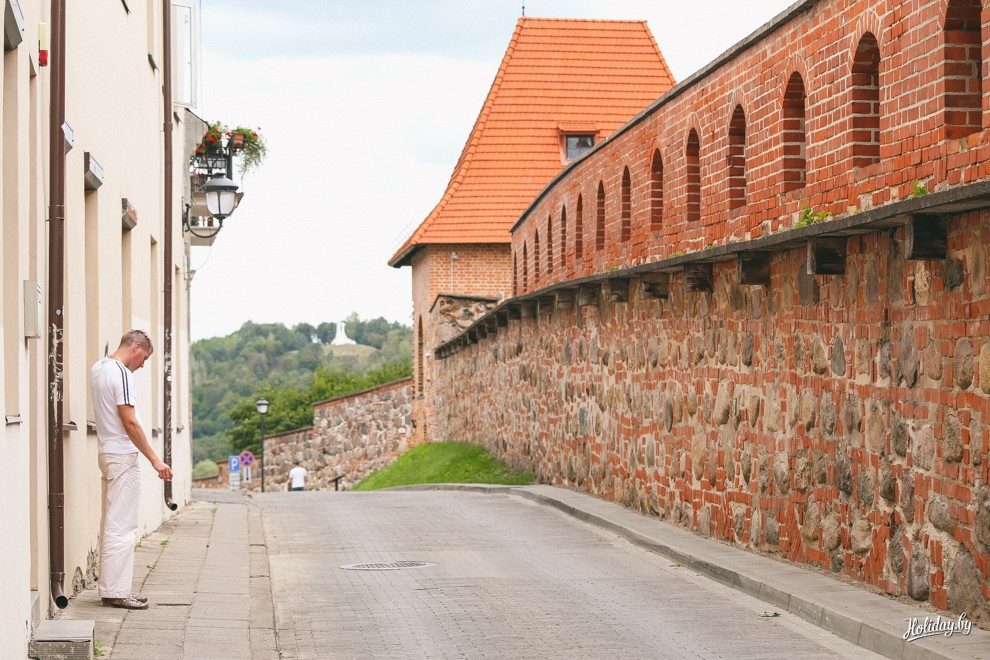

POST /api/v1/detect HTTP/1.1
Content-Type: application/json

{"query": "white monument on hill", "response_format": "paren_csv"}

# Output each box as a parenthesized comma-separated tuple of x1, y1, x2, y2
(331, 320, 356, 346)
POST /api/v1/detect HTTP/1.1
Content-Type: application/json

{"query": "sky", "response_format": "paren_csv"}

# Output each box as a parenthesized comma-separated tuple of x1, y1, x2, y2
(190, 0, 796, 340)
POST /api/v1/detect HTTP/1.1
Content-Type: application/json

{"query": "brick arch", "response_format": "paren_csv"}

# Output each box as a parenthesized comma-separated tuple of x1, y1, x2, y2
(533, 228, 541, 286)
(848, 11, 886, 64)
(727, 104, 748, 209)
(685, 126, 701, 224)
(649, 147, 664, 231)
(781, 70, 807, 192)
(416, 315, 424, 395)
(595, 180, 606, 251)
(620, 166, 632, 241)
(575, 193, 584, 259)
(522, 242, 528, 291)
(850, 30, 882, 167)
(942, 0, 984, 138)
(777, 53, 809, 95)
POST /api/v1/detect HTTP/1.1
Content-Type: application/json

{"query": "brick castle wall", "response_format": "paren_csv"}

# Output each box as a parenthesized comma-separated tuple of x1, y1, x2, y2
(430, 0, 990, 625)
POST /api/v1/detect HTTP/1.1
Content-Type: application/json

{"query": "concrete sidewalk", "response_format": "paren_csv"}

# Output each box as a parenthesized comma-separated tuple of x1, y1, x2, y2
(56, 489, 277, 659)
(54, 484, 990, 659)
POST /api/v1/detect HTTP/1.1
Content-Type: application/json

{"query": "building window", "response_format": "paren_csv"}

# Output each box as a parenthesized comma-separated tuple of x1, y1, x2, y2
(565, 134, 595, 160)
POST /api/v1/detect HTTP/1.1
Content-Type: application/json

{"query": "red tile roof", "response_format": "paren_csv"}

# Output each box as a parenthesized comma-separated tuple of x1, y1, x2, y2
(389, 17, 675, 267)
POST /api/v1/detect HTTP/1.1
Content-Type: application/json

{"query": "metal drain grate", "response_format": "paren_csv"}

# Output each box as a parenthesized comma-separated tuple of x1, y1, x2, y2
(340, 561, 434, 571)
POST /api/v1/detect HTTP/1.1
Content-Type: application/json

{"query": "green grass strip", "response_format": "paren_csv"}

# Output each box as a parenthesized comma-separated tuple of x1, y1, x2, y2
(352, 441, 535, 491)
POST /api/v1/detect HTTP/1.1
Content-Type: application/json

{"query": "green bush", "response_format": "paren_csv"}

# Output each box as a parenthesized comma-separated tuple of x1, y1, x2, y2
(192, 459, 220, 480)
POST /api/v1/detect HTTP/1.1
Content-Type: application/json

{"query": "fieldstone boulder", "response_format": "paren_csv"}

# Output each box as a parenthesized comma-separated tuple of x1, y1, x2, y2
(794, 456, 812, 492)
(773, 453, 790, 495)
(742, 333, 754, 367)
(947, 550, 990, 625)
(879, 459, 895, 501)
(927, 496, 954, 533)
(832, 335, 846, 376)
(811, 336, 828, 375)
(955, 339, 974, 390)
(822, 513, 841, 551)
(975, 487, 990, 548)
(907, 547, 931, 600)
(714, 382, 731, 426)
(765, 513, 779, 545)
(912, 424, 936, 470)
(858, 470, 876, 508)
(856, 340, 872, 377)
(820, 394, 836, 435)
(943, 257, 964, 290)
(851, 517, 872, 553)
(942, 414, 964, 463)
(980, 343, 990, 394)
(889, 527, 905, 575)
(898, 332, 919, 388)
(801, 501, 821, 542)
(900, 473, 916, 523)
(892, 412, 908, 457)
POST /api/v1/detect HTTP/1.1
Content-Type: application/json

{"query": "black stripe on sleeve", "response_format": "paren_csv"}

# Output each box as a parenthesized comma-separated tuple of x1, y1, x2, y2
(115, 361, 131, 405)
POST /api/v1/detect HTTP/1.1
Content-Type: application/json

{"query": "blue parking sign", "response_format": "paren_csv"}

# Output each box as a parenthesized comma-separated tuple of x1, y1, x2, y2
(228, 456, 240, 473)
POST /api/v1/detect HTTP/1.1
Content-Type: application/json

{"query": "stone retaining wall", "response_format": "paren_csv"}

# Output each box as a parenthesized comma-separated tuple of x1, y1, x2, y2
(252, 378, 413, 492)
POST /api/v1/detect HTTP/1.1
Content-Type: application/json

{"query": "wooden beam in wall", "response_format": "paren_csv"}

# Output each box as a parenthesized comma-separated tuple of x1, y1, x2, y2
(520, 301, 537, 318)
(538, 294, 555, 315)
(905, 214, 948, 260)
(684, 263, 713, 292)
(807, 237, 847, 275)
(737, 251, 771, 286)
(640, 272, 670, 299)
(606, 278, 631, 303)
(556, 287, 576, 309)
(578, 283, 600, 306)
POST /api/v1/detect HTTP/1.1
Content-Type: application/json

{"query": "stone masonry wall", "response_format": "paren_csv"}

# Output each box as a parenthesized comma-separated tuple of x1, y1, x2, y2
(255, 378, 414, 492)
(427, 0, 990, 625)
(433, 211, 990, 625)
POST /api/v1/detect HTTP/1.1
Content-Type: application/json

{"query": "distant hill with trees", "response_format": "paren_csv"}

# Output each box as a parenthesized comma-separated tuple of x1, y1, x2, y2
(191, 314, 411, 464)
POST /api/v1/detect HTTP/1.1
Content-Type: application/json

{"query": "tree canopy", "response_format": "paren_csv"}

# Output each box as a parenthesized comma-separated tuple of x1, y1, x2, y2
(191, 316, 411, 463)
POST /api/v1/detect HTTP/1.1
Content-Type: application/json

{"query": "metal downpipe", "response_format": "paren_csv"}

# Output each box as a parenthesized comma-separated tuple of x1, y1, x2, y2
(162, 0, 177, 511)
(46, 0, 68, 609)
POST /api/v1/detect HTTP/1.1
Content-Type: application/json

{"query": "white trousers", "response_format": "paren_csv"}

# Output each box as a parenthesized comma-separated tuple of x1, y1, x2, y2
(98, 452, 141, 598)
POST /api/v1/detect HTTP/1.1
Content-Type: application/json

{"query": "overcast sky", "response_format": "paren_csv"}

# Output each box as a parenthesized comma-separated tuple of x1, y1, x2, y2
(190, 0, 796, 340)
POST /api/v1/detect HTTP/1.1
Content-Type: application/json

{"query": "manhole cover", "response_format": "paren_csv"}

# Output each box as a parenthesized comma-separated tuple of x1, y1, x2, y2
(340, 561, 434, 571)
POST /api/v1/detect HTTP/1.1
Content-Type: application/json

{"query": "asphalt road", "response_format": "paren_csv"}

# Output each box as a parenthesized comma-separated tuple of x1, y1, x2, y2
(260, 489, 882, 660)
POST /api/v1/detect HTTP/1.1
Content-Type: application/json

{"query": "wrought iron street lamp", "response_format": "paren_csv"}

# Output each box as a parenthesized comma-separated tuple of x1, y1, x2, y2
(183, 175, 240, 239)
(256, 398, 268, 493)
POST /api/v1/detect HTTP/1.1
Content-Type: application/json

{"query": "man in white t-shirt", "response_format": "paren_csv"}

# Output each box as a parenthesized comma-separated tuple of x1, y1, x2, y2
(90, 330, 172, 610)
(288, 464, 307, 491)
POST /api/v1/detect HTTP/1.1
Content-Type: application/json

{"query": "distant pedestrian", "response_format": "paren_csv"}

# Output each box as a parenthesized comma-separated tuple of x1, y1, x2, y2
(91, 330, 172, 610)
(288, 464, 307, 491)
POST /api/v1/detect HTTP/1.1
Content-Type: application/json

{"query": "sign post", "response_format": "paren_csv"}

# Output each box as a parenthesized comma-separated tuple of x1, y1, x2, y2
(228, 455, 240, 490)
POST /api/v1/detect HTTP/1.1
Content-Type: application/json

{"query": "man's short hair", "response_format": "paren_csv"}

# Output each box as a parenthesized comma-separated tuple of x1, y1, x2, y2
(121, 329, 152, 351)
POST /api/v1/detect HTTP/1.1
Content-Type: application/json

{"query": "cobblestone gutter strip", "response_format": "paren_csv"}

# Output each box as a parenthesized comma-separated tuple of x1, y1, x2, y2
(393, 483, 990, 660)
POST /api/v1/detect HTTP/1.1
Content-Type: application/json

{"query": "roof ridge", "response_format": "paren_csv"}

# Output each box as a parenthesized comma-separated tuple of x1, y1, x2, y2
(518, 17, 653, 25)
(388, 18, 525, 266)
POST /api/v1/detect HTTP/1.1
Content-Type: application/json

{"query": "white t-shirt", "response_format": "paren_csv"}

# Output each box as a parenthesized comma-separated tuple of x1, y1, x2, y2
(288, 466, 307, 488)
(90, 357, 140, 454)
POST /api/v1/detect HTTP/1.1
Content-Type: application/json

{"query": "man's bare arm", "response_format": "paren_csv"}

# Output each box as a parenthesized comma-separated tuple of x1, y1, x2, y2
(117, 404, 173, 480)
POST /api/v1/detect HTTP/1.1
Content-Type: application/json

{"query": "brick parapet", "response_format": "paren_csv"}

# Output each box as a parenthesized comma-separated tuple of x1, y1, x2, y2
(432, 209, 990, 624)
(510, 0, 990, 293)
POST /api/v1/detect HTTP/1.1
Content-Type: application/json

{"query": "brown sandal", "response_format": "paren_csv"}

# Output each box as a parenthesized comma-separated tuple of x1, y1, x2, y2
(102, 596, 148, 610)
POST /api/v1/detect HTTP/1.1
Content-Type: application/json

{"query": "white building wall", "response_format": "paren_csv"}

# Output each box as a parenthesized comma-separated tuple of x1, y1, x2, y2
(0, 1, 199, 655)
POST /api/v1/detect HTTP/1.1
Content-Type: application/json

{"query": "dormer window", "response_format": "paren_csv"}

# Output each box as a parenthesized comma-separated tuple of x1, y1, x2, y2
(558, 123, 599, 163)
(565, 134, 595, 160)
